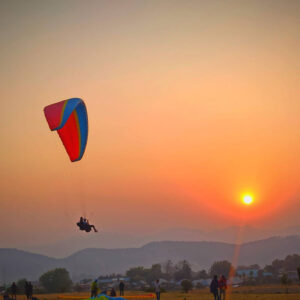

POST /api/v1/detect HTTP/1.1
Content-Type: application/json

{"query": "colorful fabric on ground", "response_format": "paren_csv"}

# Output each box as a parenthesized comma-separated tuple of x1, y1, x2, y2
(96, 294, 124, 300)
(59, 293, 155, 300)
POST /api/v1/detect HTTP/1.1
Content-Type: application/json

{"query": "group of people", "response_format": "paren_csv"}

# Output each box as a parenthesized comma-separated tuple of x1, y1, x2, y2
(77, 217, 98, 233)
(6, 281, 33, 300)
(90, 280, 125, 298)
(90, 276, 225, 300)
(155, 276, 226, 300)
(210, 275, 227, 300)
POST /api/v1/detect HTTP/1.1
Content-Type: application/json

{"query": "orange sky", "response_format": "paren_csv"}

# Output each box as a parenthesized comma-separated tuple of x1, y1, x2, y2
(0, 0, 299, 249)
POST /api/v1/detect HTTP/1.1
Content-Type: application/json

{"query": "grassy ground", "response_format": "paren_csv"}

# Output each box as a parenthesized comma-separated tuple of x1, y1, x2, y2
(12, 287, 300, 300)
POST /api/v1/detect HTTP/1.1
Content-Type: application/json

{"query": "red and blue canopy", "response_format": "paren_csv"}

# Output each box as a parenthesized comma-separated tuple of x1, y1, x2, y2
(44, 98, 88, 162)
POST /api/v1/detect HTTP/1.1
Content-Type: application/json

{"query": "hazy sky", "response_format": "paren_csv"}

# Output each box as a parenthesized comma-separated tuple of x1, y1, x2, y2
(0, 0, 299, 250)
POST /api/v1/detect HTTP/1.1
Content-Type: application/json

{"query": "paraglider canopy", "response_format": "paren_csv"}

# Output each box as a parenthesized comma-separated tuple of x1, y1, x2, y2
(44, 98, 88, 162)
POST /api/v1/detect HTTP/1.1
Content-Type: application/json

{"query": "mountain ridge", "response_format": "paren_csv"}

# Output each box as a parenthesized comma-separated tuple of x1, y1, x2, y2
(19, 225, 300, 258)
(1, 235, 300, 283)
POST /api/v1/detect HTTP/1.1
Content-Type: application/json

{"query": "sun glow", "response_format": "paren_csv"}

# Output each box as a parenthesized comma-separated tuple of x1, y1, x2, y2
(242, 194, 253, 205)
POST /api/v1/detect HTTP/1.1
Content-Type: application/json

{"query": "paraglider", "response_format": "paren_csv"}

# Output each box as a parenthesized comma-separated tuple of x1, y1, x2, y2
(44, 98, 97, 233)
(77, 217, 98, 233)
(44, 98, 88, 162)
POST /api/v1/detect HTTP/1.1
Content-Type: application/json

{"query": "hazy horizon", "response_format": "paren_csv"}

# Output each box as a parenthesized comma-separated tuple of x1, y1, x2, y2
(0, 0, 299, 254)
(4, 224, 300, 258)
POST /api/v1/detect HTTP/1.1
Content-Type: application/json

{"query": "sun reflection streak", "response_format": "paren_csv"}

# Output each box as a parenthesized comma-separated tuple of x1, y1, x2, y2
(227, 225, 246, 300)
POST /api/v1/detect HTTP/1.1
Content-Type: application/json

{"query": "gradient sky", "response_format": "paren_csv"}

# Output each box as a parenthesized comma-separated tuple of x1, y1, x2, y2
(0, 0, 299, 250)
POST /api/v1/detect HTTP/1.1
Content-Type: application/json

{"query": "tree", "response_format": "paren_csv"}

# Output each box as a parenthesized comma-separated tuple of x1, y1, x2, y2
(181, 280, 193, 293)
(174, 260, 192, 280)
(210, 261, 234, 277)
(197, 269, 208, 279)
(284, 254, 300, 271)
(272, 259, 284, 274)
(257, 269, 265, 284)
(39, 268, 72, 293)
(162, 260, 175, 280)
(270, 254, 300, 274)
(281, 273, 292, 294)
(127, 266, 146, 282)
(16, 279, 27, 294)
(149, 264, 162, 282)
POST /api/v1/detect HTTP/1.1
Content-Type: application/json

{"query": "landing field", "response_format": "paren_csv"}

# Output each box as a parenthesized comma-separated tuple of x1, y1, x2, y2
(14, 286, 300, 300)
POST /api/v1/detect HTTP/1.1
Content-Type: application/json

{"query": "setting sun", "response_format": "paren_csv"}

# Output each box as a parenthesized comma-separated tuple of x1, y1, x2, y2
(242, 194, 253, 205)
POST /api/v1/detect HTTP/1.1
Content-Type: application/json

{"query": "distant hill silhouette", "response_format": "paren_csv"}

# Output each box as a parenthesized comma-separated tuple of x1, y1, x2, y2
(0, 249, 58, 283)
(23, 225, 300, 258)
(1, 235, 300, 283)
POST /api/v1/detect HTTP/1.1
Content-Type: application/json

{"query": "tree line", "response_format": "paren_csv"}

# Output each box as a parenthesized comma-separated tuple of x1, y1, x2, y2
(2, 254, 300, 294)
(126, 259, 233, 284)
(125, 254, 300, 285)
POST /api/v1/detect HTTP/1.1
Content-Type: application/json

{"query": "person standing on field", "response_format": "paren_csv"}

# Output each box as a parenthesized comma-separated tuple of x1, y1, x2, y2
(119, 281, 125, 296)
(25, 281, 28, 300)
(11, 282, 17, 300)
(210, 275, 219, 300)
(91, 280, 98, 298)
(218, 275, 227, 300)
(25, 281, 30, 300)
(29, 282, 33, 300)
(154, 279, 160, 300)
